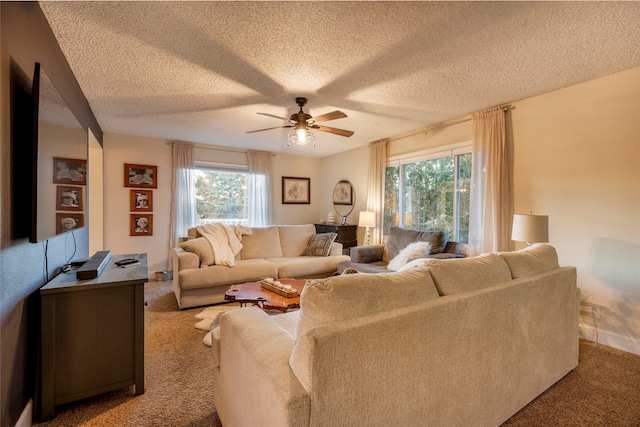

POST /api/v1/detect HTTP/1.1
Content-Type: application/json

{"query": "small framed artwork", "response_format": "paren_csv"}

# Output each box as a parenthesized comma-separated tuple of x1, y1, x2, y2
(333, 180, 352, 205)
(53, 157, 86, 185)
(130, 189, 153, 212)
(56, 213, 84, 234)
(282, 176, 310, 204)
(130, 214, 153, 236)
(124, 163, 157, 188)
(56, 186, 83, 211)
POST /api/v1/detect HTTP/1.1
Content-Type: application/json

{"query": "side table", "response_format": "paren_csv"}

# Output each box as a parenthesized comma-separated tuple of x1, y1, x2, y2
(314, 224, 357, 255)
(39, 253, 148, 421)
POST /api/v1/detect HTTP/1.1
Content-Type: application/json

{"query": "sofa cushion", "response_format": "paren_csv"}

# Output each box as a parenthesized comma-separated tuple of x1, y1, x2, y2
(279, 224, 316, 257)
(296, 266, 439, 338)
(266, 255, 349, 278)
(301, 233, 337, 257)
(428, 253, 513, 296)
(179, 259, 279, 290)
(240, 226, 282, 259)
(383, 227, 446, 262)
(499, 244, 560, 279)
(179, 237, 214, 267)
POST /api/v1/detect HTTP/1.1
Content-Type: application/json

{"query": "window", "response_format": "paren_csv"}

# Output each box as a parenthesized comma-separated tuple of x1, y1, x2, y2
(194, 163, 248, 226)
(384, 144, 471, 244)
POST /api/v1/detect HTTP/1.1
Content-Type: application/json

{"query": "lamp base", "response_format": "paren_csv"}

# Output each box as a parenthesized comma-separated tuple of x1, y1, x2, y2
(364, 227, 371, 246)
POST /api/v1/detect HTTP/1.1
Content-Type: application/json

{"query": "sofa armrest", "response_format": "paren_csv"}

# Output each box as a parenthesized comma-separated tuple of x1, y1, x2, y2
(350, 244, 384, 263)
(215, 308, 310, 426)
(328, 242, 344, 256)
(173, 247, 200, 271)
(443, 241, 462, 254)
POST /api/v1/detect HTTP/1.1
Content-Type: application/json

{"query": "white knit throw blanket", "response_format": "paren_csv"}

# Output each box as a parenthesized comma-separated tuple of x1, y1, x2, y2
(196, 223, 252, 267)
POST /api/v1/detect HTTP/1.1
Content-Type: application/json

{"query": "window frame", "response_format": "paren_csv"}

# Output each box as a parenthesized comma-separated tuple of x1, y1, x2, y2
(385, 141, 471, 248)
(193, 161, 249, 226)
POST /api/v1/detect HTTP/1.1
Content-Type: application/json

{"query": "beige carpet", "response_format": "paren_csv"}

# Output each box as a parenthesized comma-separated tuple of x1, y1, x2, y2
(35, 280, 640, 426)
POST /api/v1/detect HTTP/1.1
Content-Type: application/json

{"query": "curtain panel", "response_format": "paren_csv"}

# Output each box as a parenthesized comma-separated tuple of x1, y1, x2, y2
(469, 107, 512, 256)
(366, 140, 388, 245)
(168, 141, 197, 270)
(247, 150, 273, 227)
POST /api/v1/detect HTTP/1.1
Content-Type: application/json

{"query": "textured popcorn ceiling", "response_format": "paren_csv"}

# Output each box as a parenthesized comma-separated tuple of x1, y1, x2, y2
(40, 1, 640, 158)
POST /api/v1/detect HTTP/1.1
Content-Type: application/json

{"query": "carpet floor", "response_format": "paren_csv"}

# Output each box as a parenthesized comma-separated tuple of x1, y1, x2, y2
(34, 281, 640, 426)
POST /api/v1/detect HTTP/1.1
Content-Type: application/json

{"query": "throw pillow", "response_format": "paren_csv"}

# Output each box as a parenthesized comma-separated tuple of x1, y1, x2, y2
(387, 241, 432, 271)
(179, 237, 214, 267)
(301, 233, 337, 256)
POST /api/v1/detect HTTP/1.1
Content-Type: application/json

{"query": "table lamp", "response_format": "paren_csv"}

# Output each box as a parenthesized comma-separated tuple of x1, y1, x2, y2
(511, 212, 549, 246)
(358, 211, 376, 246)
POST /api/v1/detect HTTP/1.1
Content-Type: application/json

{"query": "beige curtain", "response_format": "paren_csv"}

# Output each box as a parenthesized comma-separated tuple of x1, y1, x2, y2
(247, 150, 272, 227)
(468, 107, 512, 256)
(366, 140, 388, 245)
(167, 141, 197, 270)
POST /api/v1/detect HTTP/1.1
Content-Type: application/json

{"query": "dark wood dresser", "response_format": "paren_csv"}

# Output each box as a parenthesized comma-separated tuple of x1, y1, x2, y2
(39, 253, 148, 421)
(314, 224, 357, 254)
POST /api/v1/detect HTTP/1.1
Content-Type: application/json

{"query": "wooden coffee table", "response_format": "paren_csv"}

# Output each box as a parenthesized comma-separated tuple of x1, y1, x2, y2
(224, 278, 307, 312)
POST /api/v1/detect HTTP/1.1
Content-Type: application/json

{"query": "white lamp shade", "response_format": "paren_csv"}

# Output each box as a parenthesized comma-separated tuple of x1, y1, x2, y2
(358, 211, 376, 228)
(511, 214, 549, 244)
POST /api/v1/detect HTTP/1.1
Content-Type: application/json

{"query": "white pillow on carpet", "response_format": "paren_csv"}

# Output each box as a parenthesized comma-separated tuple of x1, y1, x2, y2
(387, 241, 432, 271)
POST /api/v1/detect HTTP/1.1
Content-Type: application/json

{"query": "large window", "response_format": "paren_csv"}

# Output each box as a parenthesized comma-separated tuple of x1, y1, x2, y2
(194, 163, 248, 226)
(384, 144, 471, 244)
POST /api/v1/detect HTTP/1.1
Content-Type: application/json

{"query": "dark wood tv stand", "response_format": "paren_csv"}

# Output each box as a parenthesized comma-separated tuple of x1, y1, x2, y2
(39, 253, 148, 421)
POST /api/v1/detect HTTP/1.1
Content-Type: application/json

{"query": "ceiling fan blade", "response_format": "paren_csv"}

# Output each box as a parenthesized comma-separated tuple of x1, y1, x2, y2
(256, 112, 290, 121)
(311, 125, 354, 137)
(311, 110, 347, 123)
(246, 125, 293, 134)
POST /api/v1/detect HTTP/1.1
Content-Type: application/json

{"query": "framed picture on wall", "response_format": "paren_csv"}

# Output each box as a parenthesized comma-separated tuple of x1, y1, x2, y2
(282, 176, 310, 204)
(124, 163, 157, 188)
(332, 180, 352, 205)
(56, 213, 84, 234)
(130, 214, 153, 236)
(130, 189, 153, 212)
(53, 157, 86, 185)
(56, 185, 83, 211)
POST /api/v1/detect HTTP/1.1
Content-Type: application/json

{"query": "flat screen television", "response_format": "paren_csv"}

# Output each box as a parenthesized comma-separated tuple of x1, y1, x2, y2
(30, 62, 88, 242)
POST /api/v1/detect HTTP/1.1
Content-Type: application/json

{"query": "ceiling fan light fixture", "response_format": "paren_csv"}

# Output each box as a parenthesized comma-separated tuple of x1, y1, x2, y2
(288, 127, 315, 147)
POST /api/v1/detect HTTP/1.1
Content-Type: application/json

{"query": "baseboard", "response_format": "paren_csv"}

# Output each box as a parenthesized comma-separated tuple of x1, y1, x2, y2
(15, 399, 32, 427)
(579, 321, 640, 356)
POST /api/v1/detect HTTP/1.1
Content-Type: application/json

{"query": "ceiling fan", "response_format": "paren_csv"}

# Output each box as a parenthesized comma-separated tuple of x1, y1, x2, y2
(247, 97, 354, 147)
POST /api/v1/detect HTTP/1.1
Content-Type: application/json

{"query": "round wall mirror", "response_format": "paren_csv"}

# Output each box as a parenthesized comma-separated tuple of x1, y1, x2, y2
(333, 180, 355, 218)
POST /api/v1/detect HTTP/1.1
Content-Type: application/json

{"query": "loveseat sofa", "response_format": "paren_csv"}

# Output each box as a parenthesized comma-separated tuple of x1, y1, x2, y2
(338, 226, 465, 274)
(212, 244, 579, 426)
(172, 224, 350, 309)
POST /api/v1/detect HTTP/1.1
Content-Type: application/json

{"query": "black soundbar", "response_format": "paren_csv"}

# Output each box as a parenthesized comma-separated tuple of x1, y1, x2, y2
(76, 250, 112, 280)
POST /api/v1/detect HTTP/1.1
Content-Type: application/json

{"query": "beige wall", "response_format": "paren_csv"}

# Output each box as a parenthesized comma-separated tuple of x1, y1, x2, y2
(103, 134, 173, 274)
(511, 66, 640, 354)
(319, 145, 370, 243)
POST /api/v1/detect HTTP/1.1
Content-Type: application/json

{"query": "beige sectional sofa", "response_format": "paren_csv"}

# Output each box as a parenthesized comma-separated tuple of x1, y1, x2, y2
(172, 224, 350, 309)
(212, 244, 579, 426)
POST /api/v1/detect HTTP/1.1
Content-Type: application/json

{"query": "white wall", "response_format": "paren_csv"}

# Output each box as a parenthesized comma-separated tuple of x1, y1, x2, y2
(511, 66, 640, 355)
